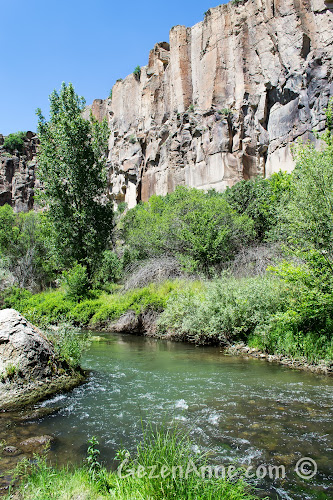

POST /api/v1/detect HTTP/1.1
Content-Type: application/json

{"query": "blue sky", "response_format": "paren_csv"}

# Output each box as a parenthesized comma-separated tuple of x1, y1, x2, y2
(0, 0, 227, 135)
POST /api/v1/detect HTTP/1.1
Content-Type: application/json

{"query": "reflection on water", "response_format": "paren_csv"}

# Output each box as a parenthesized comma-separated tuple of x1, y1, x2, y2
(1, 333, 332, 499)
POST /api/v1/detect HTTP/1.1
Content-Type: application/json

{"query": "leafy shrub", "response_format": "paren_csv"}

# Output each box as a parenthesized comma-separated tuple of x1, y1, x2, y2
(250, 315, 333, 362)
(90, 280, 179, 326)
(274, 141, 333, 256)
(133, 66, 141, 79)
(62, 263, 90, 301)
(250, 100, 333, 362)
(121, 186, 255, 274)
(158, 275, 287, 344)
(3, 131, 26, 153)
(0, 205, 57, 290)
(12, 290, 72, 326)
(69, 299, 103, 325)
(93, 250, 122, 289)
(225, 172, 291, 241)
(0, 204, 16, 250)
(0, 286, 33, 310)
(2, 280, 182, 328)
(249, 257, 333, 362)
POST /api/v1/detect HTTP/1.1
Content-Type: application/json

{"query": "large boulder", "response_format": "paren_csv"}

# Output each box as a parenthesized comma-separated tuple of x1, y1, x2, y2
(0, 309, 85, 410)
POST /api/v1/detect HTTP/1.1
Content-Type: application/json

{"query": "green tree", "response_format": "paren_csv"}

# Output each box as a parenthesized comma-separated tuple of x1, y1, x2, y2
(133, 65, 141, 79)
(121, 186, 254, 273)
(277, 97, 333, 260)
(258, 99, 333, 361)
(0, 205, 55, 289)
(3, 131, 26, 154)
(225, 172, 291, 241)
(36, 83, 114, 278)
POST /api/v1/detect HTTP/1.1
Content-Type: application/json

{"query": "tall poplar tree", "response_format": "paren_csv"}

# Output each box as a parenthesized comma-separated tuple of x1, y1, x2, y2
(36, 83, 113, 277)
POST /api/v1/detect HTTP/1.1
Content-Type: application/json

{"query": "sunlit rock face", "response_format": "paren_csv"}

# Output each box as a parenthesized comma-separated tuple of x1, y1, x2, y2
(1, 0, 332, 212)
(85, 0, 332, 208)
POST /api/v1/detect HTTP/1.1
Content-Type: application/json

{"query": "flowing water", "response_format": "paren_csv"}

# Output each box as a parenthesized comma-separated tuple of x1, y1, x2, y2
(1, 332, 332, 499)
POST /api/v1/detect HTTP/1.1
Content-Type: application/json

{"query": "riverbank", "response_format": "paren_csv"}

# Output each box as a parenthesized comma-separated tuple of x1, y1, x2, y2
(106, 315, 333, 375)
(7, 428, 260, 500)
(225, 343, 333, 375)
(3, 333, 333, 500)
(1, 278, 332, 376)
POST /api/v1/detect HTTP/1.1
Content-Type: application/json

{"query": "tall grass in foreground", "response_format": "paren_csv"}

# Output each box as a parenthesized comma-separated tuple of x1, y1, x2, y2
(10, 428, 260, 500)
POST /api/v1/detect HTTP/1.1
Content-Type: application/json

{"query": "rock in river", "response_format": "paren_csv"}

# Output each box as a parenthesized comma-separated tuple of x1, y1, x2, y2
(0, 309, 86, 410)
(19, 435, 55, 452)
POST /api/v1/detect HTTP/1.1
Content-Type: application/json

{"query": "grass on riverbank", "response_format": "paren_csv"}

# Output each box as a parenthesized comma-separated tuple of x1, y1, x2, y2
(0, 280, 185, 329)
(1, 270, 332, 365)
(10, 428, 261, 500)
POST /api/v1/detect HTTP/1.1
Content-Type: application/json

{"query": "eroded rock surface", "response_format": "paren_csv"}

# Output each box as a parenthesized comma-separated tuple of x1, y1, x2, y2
(1, 0, 333, 212)
(85, 0, 333, 208)
(0, 309, 85, 410)
(0, 132, 39, 212)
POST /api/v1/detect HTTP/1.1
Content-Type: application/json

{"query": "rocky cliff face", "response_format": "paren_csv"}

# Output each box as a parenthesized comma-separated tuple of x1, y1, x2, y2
(1, 0, 333, 212)
(0, 132, 39, 212)
(84, 0, 333, 208)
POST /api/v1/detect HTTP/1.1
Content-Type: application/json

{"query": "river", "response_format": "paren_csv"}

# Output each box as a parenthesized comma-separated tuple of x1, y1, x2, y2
(1, 332, 332, 499)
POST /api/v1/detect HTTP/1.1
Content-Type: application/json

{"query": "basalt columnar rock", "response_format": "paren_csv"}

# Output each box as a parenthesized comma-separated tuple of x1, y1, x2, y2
(0, 309, 85, 410)
(84, 0, 333, 209)
(0, 132, 39, 212)
(1, 0, 333, 212)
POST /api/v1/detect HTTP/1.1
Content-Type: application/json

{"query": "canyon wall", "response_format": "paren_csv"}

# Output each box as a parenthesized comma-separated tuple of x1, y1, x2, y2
(85, 0, 333, 208)
(1, 0, 333, 212)
(0, 133, 39, 212)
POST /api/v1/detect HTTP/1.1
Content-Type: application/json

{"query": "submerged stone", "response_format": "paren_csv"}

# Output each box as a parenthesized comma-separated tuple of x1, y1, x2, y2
(3, 445, 21, 456)
(19, 435, 55, 452)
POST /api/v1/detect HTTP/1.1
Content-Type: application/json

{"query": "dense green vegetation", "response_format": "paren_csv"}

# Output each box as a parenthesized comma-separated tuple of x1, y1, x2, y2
(0, 206, 55, 289)
(225, 171, 291, 241)
(1, 90, 332, 367)
(121, 186, 255, 273)
(36, 82, 113, 277)
(12, 427, 260, 500)
(2, 131, 26, 153)
(0, 280, 181, 329)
